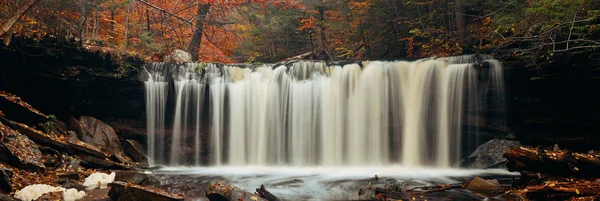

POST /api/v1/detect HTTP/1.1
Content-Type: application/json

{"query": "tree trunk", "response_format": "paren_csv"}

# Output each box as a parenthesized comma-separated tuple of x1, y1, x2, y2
(123, 0, 132, 50)
(454, 0, 466, 46)
(146, 8, 151, 32)
(0, 0, 39, 37)
(317, 5, 333, 60)
(93, 4, 99, 40)
(187, 4, 211, 62)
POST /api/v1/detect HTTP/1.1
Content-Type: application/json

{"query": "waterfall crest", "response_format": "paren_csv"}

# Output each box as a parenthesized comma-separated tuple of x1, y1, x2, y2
(142, 55, 505, 167)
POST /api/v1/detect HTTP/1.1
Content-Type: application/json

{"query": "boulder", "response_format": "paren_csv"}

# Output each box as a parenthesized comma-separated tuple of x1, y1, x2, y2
(108, 181, 184, 201)
(0, 122, 45, 170)
(114, 170, 160, 186)
(123, 140, 148, 165)
(466, 177, 501, 196)
(460, 139, 521, 169)
(170, 49, 191, 63)
(68, 116, 121, 151)
(110, 150, 134, 165)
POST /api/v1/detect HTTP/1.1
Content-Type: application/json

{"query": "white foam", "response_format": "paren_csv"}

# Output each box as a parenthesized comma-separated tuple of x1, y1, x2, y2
(83, 172, 115, 190)
(14, 184, 85, 201)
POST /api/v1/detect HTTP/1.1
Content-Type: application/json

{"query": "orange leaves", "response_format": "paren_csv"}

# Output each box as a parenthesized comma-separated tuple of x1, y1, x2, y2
(298, 17, 316, 31)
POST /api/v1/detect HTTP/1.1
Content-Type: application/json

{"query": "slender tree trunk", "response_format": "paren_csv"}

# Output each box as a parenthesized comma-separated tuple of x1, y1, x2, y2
(123, 0, 132, 50)
(187, 4, 211, 62)
(454, 0, 467, 46)
(93, 4, 99, 40)
(79, 2, 89, 47)
(0, 0, 38, 37)
(317, 5, 332, 60)
(146, 8, 151, 32)
(111, 10, 116, 32)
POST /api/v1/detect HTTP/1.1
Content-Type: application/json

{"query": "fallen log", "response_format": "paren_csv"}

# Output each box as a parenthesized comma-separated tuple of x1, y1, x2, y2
(255, 184, 280, 201)
(504, 146, 600, 177)
(513, 178, 600, 200)
(205, 181, 267, 201)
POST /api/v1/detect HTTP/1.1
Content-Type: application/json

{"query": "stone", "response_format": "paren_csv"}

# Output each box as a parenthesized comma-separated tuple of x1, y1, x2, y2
(6, 120, 68, 150)
(205, 181, 267, 201)
(0, 194, 19, 201)
(56, 179, 87, 191)
(459, 139, 521, 169)
(0, 122, 45, 169)
(114, 170, 160, 186)
(67, 138, 108, 159)
(123, 140, 148, 165)
(108, 181, 184, 201)
(111, 150, 134, 165)
(466, 177, 501, 196)
(34, 191, 64, 201)
(77, 153, 114, 168)
(0, 169, 13, 193)
(170, 49, 191, 63)
(68, 116, 121, 151)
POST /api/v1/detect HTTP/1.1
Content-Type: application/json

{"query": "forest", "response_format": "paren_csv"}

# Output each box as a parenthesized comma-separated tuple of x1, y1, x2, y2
(2, 0, 599, 65)
(2, 1, 600, 201)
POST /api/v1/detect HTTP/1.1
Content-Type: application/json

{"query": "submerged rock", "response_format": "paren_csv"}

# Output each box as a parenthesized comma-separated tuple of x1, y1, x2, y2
(466, 177, 501, 196)
(205, 181, 267, 201)
(108, 181, 184, 201)
(460, 139, 521, 169)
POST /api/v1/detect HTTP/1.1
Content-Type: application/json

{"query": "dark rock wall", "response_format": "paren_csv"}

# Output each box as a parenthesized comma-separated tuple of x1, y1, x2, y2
(505, 52, 600, 151)
(0, 38, 145, 120)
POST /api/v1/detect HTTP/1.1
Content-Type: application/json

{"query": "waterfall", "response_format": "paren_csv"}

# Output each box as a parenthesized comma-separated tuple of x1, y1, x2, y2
(142, 55, 506, 167)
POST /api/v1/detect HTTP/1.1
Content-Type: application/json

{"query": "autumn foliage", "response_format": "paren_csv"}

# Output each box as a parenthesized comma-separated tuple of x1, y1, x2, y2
(0, 0, 599, 64)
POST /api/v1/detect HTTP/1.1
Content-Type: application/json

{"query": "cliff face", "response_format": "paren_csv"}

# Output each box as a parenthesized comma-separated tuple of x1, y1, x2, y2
(0, 37, 146, 120)
(505, 52, 600, 151)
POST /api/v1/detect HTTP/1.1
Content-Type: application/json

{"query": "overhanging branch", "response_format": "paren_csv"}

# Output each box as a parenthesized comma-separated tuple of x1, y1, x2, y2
(136, 0, 192, 25)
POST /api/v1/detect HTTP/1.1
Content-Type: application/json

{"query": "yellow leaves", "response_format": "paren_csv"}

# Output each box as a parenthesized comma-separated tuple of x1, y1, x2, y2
(576, 188, 580, 194)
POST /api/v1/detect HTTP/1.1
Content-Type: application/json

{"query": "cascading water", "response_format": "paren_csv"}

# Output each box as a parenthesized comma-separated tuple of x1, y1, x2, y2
(142, 55, 505, 167)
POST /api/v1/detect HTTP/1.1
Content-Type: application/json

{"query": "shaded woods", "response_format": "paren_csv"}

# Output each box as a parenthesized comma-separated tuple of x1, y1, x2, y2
(0, 0, 598, 64)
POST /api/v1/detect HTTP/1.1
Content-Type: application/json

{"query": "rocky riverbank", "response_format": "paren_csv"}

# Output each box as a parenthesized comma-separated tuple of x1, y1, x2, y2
(0, 90, 185, 201)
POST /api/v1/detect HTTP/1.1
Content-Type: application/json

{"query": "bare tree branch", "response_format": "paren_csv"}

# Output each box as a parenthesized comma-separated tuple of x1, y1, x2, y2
(0, 0, 38, 37)
(136, 0, 192, 25)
